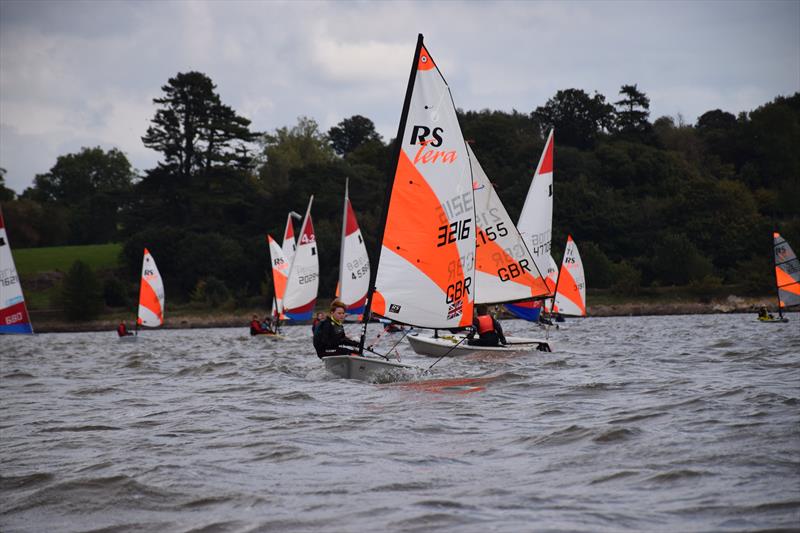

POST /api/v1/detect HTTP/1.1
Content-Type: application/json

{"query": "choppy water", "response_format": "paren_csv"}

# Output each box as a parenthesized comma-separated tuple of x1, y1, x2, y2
(1, 314, 799, 532)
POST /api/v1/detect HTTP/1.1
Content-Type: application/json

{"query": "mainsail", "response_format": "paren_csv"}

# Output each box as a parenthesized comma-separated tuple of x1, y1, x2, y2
(506, 129, 557, 320)
(552, 235, 586, 317)
(283, 197, 318, 321)
(267, 234, 290, 318)
(282, 213, 297, 268)
(137, 248, 164, 327)
(0, 209, 34, 334)
(338, 179, 370, 315)
(470, 143, 549, 304)
(366, 34, 475, 330)
(773, 232, 800, 315)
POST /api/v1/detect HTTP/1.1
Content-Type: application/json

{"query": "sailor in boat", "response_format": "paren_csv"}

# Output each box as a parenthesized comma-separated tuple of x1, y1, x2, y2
(757, 305, 774, 321)
(467, 304, 508, 347)
(311, 311, 326, 334)
(312, 300, 360, 358)
(250, 314, 275, 336)
(117, 322, 134, 337)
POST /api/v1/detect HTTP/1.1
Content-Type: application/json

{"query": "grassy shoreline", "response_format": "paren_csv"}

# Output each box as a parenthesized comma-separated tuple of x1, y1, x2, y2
(25, 294, 785, 334)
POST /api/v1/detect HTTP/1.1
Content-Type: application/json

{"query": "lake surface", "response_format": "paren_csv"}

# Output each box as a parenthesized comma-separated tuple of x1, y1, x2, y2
(1, 314, 799, 532)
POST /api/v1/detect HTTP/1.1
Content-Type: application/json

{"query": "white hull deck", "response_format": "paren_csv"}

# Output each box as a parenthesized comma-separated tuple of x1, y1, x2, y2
(407, 333, 553, 357)
(323, 355, 419, 382)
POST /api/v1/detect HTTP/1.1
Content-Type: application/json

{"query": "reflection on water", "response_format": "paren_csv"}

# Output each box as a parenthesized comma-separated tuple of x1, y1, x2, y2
(1, 314, 799, 532)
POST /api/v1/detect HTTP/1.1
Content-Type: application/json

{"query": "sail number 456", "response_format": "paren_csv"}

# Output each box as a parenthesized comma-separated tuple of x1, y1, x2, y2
(437, 219, 471, 247)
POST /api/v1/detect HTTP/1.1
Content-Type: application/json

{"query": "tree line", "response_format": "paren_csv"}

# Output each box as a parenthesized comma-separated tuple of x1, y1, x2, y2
(1, 71, 797, 312)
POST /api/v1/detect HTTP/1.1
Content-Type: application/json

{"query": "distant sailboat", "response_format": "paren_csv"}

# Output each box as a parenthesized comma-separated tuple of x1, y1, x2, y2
(0, 208, 34, 334)
(767, 232, 799, 322)
(282, 197, 318, 321)
(337, 178, 370, 316)
(551, 235, 587, 318)
(506, 129, 558, 322)
(127, 248, 164, 339)
(267, 234, 290, 322)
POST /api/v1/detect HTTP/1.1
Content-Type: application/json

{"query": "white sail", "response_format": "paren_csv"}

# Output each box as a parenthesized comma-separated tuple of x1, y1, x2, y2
(282, 213, 297, 267)
(517, 129, 557, 295)
(369, 35, 476, 329)
(469, 143, 549, 304)
(774, 232, 800, 311)
(283, 197, 318, 321)
(137, 248, 164, 327)
(338, 179, 370, 315)
(552, 235, 586, 317)
(267, 234, 290, 317)
(0, 209, 33, 334)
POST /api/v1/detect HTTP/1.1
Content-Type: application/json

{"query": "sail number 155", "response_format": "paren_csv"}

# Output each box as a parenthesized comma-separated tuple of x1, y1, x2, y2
(437, 219, 471, 247)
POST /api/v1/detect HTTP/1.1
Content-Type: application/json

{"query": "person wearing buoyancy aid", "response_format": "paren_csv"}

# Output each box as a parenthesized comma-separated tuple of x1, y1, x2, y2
(117, 322, 133, 337)
(250, 314, 266, 335)
(313, 300, 360, 358)
(467, 304, 507, 347)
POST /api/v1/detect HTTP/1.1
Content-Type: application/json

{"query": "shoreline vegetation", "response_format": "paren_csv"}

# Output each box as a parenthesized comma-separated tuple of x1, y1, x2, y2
(27, 294, 786, 334)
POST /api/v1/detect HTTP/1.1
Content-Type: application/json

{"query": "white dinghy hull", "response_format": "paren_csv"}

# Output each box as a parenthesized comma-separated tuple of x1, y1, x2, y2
(323, 355, 417, 382)
(407, 333, 553, 357)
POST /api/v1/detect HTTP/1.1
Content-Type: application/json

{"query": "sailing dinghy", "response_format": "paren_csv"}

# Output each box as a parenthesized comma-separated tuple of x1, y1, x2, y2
(0, 208, 34, 334)
(505, 130, 558, 322)
(337, 179, 370, 317)
(406, 143, 554, 356)
(122, 248, 164, 341)
(282, 197, 319, 321)
(551, 234, 587, 319)
(763, 232, 799, 322)
(324, 34, 474, 380)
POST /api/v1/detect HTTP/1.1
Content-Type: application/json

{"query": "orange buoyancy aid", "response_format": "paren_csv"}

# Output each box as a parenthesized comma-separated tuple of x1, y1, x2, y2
(476, 315, 494, 334)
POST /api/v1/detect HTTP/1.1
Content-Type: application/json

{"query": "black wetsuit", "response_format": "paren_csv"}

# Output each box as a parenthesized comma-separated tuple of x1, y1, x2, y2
(313, 317, 359, 358)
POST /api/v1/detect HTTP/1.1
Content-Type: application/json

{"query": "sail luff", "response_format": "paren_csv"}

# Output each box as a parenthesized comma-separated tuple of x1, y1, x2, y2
(339, 178, 349, 302)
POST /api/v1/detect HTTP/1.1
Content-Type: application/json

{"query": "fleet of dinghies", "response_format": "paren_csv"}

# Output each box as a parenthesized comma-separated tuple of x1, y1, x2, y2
(0, 208, 34, 334)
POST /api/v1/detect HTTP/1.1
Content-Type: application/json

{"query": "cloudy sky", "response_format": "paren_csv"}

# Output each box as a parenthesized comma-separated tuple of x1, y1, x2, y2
(1, 0, 798, 194)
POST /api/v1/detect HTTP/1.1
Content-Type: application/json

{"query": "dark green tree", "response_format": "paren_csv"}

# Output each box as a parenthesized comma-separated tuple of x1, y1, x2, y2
(328, 115, 383, 156)
(614, 84, 651, 135)
(534, 89, 614, 149)
(0, 168, 15, 201)
(61, 260, 103, 321)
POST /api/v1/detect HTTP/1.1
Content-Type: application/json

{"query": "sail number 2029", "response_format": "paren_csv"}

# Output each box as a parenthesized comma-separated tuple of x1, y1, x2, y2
(437, 219, 471, 247)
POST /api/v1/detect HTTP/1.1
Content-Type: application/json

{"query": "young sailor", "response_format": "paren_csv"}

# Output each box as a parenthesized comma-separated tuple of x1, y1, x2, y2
(467, 305, 507, 347)
(117, 322, 133, 337)
(312, 300, 359, 358)
(250, 314, 267, 335)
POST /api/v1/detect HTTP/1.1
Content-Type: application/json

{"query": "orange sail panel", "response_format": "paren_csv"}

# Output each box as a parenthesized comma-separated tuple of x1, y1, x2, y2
(773, 232, 800, 309)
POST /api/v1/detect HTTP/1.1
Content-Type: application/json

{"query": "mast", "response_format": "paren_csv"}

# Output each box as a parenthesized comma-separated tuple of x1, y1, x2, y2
(359, 34, 425, 354)
(338, 178, 349, 302)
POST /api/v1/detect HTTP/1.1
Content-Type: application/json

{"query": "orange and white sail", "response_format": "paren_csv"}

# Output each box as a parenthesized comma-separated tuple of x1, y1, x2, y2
(0, 208, 33, 334)
(137, 248, 164, 327)
(368, 34, 475, 329)
(283, 197, 318, 321)
(517, 129, 558, 293)
(552, 235, 586, 317)
(339, 179, 370, 315)
(281, 213, 297, 267)
(773, 232, 800, 311)
(267, 234, 290, 318)
(470, 143, 549, 304)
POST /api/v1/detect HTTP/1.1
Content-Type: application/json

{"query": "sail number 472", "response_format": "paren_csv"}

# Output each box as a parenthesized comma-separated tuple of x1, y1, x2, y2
(437, 219, 471, 247)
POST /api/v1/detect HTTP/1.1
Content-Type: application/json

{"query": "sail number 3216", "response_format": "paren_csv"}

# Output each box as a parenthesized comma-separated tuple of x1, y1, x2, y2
(437, 219, 471, 247)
